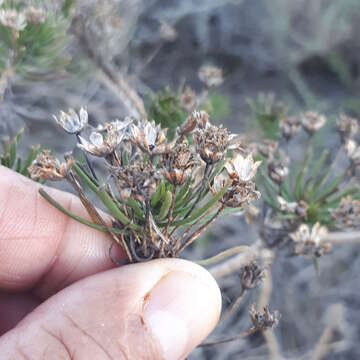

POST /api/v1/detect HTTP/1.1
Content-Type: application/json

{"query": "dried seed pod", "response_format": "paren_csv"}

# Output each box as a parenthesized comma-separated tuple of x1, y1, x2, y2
(280, 115, 301, 140)
(289, 222, 331, 258)
(240, 262, 265, 290)
(198, 65, 223, 88)
(178, 110, 209, 136)
(28, 150, 70, 181)
(53, 108, 88, 134)
(268, 160, 289, 184)
(332, 196, 360, 229)
(249, 304, 280, 330)
(301, 111, 327, 134)
(162, 140, 196, 185)
(180, 86, 197, 112)
(0, 9, 26, 32)
(225, 153, 262, 182)
(193, 124, 229, 164)
(129, 120, 169, 154)
(26, 6, 46, 24)
(337, 114, 358, 141)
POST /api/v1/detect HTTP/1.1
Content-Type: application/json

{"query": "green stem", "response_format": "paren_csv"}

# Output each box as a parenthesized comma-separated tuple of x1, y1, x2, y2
(196, 245, 254, 267)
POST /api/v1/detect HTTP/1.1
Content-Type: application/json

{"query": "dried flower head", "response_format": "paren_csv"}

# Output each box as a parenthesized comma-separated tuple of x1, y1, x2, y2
(26, 6, 46, 24)
(225, 153, 262, 182)
(198, 65, 223, 88)
(130, 120, 169, 154)
(28, 150, 70, 181)
(256, 140, 278, 160)
(180, 86, 197, 112)
(301, 111, 327, 134)
(0, 9, 26, 32)
(115, 163, 159, 201)
(53, 108, 88, 134)
(249, 304, 280, 330)
(240, 262, 265, 290)
(332, 196, 360, 229)
(280, 115, 301, 140)
(214, 172, 261, 208)
(337, 114, 359, 141)
(268, 160, 289, 184)
(290, 222, 331, 258)
(345, 140, 360, 167)
(178, 110, 209, 136)
(277, 196, 308, 218)
(193, 123, 229, 164)
(162, 141, 196, 185)
(78, 125, 121, 157)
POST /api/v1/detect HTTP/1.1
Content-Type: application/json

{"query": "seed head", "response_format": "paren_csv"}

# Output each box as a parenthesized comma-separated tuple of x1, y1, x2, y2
(130, 120, 169, 154)
(0, 9, 26, 32)
(268, 160, 289, 184)
(26, 6, 46, 24)
(337, 114, 358, 141)
(178, 110, 209, 136)
(28, 150, 70, 181)
(332, 196, 360, 229)
(115, 163, 159, 201)
(53, 108, 88, 134)
(193, 123, 229, 164)
(290, 222, 331, 258)
(77, 124, 121, 157)
(301, 111, 327, 134)
(198, 65, 223, 88)
(280, 115, 301, 140)
(162, 141, 196, 185)
(225, 153, 262, 182)
(180, 86, 197, 112)
(256, 140, 278, 160)
(240, 262, 265, 290)
(249, 304, 280, 330)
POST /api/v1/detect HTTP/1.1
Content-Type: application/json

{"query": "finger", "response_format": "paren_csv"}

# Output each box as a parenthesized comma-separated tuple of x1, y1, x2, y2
(0, 259, 221, 360)
(0, 166, 124, 297)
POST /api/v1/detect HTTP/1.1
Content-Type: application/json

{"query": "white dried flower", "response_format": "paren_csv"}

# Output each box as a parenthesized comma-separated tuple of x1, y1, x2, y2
(337, 114, 358, 140)
(290, 222, 331, 257)
(78, 126, 120, 157)
(0, 9, 26, 31)
(159, 21, 177, 42)
(53, 108, 88, 134)
(129, 120, 168, 154)
(26, 6, 46, 24)
(301, 111, 327, 134)
(198, 65, 223, 87)
(225, 153, 262, 182)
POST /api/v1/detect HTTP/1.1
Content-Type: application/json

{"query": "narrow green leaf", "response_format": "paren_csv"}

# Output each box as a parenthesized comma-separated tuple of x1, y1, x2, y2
(126, 199, 144, 219)
(151, 180, 164, 208)
(315, 173, 345, 203)
(175, 184, 229, 226)
(158, 190, 173, 220)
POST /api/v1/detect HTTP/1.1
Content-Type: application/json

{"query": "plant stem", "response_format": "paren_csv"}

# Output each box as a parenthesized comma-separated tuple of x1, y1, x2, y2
(197, 245, 255, 267)
(178, 204, 224, 253)
(198, 327, 259, 347)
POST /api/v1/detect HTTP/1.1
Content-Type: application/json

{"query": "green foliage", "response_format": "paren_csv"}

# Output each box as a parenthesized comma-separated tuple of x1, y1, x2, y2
(146, 87, 186, 139)
(260, 146, 360, 227)
(0, 1, 72, 78)
(247, 93, 285, 140)
(202, 93, 231, 121)
(1, 128, 41, 177)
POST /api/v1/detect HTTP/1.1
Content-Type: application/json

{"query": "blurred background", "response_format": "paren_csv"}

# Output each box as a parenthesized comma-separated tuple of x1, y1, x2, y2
(1, 0, 360, 359)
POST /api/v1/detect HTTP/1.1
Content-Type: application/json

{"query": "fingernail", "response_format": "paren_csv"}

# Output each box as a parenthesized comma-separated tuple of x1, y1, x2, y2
(143, 271, 221, 360)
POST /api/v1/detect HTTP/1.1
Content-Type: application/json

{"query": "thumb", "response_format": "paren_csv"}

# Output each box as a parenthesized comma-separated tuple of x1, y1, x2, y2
(0, 259, 221, 360)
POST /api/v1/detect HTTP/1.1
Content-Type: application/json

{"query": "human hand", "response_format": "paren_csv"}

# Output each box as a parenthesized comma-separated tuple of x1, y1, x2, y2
(0, 166, 221, 359)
